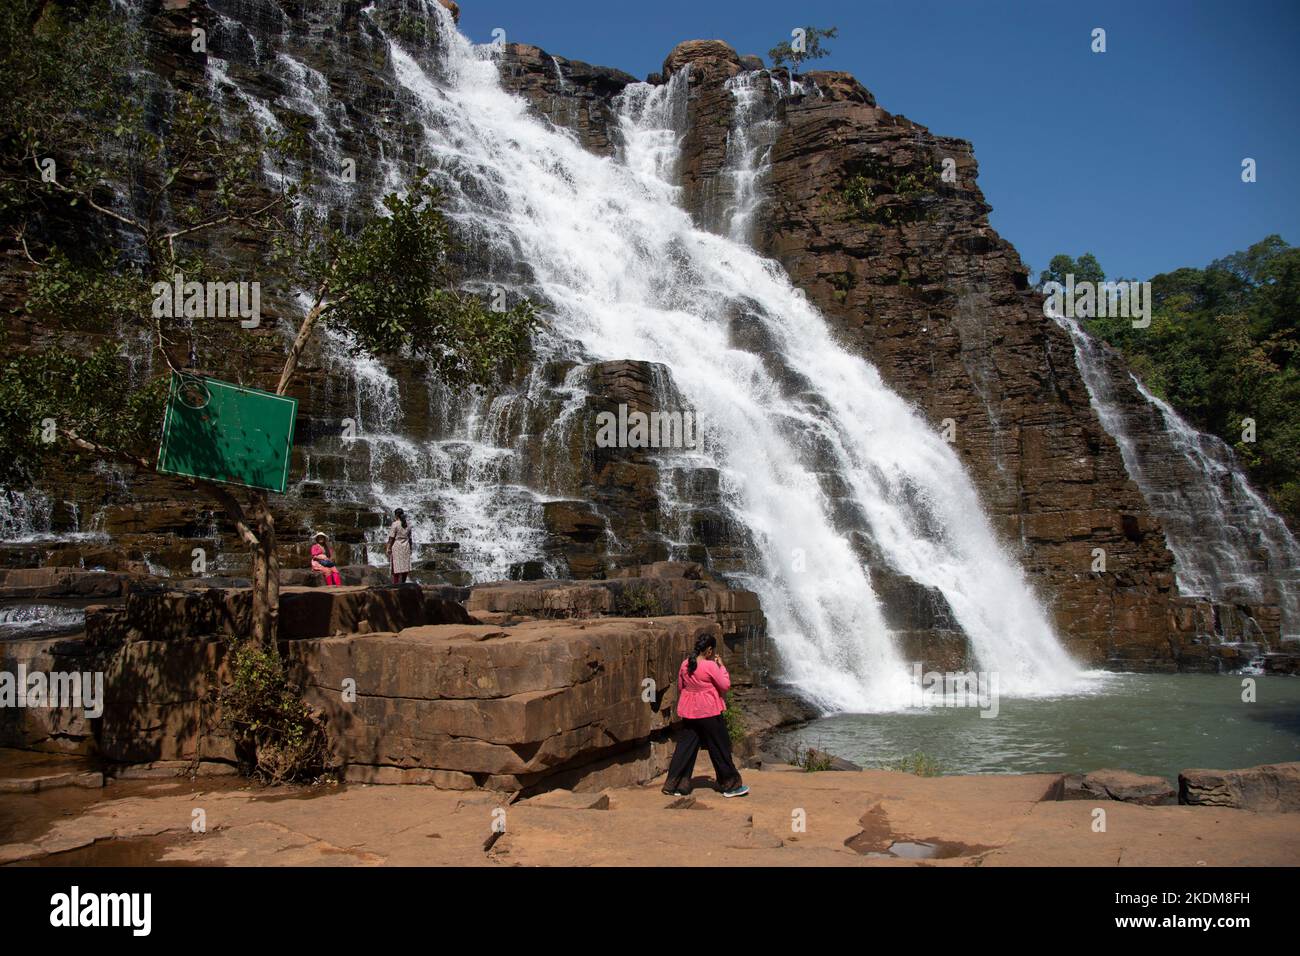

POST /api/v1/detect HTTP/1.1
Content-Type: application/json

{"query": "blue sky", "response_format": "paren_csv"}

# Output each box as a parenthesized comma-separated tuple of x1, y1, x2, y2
(457, 0, 1299, 282)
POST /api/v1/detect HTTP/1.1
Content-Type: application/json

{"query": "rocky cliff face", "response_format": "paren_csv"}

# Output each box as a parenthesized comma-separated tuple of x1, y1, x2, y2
(1, 0, 1289, 678)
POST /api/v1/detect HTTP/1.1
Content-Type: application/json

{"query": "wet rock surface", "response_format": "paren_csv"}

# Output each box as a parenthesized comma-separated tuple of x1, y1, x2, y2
(1060, 768, 1177, 806)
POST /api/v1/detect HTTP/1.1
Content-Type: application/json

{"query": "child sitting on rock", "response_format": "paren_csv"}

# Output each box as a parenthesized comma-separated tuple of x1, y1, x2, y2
(310, 531, 341, 587)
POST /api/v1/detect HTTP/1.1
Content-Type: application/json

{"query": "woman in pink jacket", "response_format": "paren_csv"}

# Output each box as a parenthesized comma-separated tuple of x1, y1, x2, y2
(662, 633, 749, 798)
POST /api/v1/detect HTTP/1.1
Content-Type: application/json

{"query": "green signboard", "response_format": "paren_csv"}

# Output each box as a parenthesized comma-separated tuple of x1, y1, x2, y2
(157, 373, 298, 493)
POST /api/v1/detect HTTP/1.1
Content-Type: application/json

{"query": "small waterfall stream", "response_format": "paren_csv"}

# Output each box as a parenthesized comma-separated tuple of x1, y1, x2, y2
(718, 72, 787, 243)
(1055, 315, 1300, 639)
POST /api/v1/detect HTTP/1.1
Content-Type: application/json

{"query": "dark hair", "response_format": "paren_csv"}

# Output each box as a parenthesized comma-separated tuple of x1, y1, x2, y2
(687, 633, 717, 675)
(395, 508, 407, 529)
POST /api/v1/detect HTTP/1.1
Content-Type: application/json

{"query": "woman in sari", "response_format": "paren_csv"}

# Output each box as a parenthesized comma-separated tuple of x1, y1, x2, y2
(386, 508, 413, 585)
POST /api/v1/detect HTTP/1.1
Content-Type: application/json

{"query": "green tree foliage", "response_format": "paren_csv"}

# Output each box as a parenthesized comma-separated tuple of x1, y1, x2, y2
(279, 173, 536, 393)
(218, 639, 329, 784)
(0, 1, 537, 643)
(0, 343, 168, 486)
(722, 691, 745, 744)
(768, 25, 837, 73)
(1076, 237, 1300, 527)
(1038, 252, 1104, 288)
(0, 1, 138, 220)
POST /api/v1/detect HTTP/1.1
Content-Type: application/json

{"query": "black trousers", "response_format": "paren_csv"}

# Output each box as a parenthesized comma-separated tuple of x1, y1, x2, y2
(664, 715, 742, 792)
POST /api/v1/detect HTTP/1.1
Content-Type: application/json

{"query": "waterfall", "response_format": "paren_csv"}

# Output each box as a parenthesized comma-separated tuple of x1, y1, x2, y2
(719, 71, 791, 243)
(370, 2, 1084, 710)
(550, 56, 568, 89)
(1055, 315, 1300, 638)
(0, 490, 53, 542)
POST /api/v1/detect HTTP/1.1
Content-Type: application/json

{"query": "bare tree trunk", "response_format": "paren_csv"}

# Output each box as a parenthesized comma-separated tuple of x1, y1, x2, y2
(250, 537, 268, 645)
(196, 480, 278, 648)
(261, 287, 330, 643)
(248, 491, 279, 647)
(264, 505, 280, 646)
(277, 293, 328, 395)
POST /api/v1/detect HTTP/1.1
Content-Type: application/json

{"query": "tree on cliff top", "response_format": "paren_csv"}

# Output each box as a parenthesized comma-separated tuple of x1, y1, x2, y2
(0, 2, 536, 645)
(1037, 252, 1105, 289)
(768, 25, 838, 74)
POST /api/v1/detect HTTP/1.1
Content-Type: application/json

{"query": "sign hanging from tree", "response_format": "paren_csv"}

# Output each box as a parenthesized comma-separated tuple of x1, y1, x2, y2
(157, 373, 298, 493)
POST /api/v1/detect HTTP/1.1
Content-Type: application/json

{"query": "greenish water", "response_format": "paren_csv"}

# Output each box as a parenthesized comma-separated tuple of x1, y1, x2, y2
(772, 673, 1300, 782)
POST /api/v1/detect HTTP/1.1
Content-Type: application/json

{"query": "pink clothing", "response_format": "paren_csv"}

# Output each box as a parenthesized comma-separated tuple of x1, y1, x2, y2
(310, 542, 332, 572)
(676, 657, 731, 719)
(311, 543, 340, 586)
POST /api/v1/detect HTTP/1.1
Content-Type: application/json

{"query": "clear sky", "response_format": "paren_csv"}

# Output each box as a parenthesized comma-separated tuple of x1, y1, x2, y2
(456, 0, 1299, 282)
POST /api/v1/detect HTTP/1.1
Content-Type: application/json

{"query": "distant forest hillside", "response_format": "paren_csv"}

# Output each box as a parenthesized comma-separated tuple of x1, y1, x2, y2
(1042, 237, 1300, 529)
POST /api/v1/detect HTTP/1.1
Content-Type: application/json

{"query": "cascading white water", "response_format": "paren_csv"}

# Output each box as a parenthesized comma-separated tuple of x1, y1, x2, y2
(0, 488, 107, 544)
(375, 2, 1084, 710)
(0, 490, 54, 542)
(719, 72, 797, 243)
(199, 15, 556, 581)
(1055, 315, 1300, 638)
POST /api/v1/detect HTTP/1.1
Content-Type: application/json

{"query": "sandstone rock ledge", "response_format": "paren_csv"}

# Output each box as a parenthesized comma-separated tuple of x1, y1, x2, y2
(1179, 763, 1300, 812)
(291, 615, 717, 792)
(2, 567, 788, 794)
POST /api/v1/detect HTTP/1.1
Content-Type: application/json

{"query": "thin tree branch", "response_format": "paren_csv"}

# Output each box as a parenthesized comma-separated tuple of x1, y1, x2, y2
(59, 426, 152, 471)
(276, 274, 339, 395)
(154, 315, 182, 376)
(59, 426, 258, 546)
(12, 226, 39, 266)
(34, 154, 144, 233)
(163, 195, 285, 246)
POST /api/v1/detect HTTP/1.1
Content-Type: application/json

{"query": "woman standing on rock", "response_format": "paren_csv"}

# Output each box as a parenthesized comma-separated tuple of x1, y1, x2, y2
(310, 532, 342, 587)
(662, 634, 749, 798)
(386, 508, 413, 585)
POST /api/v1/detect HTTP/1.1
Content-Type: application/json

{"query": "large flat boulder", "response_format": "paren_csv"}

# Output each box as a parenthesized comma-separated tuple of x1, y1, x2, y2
(1060, 769, 1176, 806)
(1179, 763, 1300, 812)
(289, 615, 718, 787)
(466, 577, 763, 635)
(0, 637, 100, 754)
(96, 638, 236, 765)
(4, 571, 772, 792)
(9, 599, 721, 792)
(467, 581, 612, 617)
